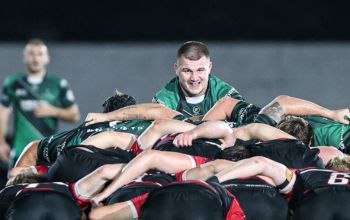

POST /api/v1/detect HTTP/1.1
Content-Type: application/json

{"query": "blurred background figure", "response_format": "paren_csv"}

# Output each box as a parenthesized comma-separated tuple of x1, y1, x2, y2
(0, 39, 80, 172)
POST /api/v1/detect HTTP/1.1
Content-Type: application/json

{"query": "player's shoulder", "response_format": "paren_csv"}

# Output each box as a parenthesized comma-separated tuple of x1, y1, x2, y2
(45, 74, 70, 88)
(153, 77, 180, 105)
(156, 77, 178, 94)
(209, 74, 232, 88)
(208, 74, 243, 99)
(3, 73, 24, 87)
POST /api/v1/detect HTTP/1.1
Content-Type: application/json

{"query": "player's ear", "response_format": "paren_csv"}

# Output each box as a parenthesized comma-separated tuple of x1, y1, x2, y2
(46, 54, 51, 65)
(174, 62, 179, 76)
(208, 61, 213, 73)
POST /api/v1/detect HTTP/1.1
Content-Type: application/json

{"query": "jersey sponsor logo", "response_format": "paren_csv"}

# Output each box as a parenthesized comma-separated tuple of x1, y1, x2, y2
(109, 121, 119, 126)
(19, 100, 40, 111)
(119, 126, 128, 131)
(87, 128, 104, 133)
(137, 126, 145, 131)
(15, 88, 27, 97)
(328, 173, 350, 185)
(193, 106, 200, 114)
(56, 141, 67, 157)
(43, 147, 51, 163)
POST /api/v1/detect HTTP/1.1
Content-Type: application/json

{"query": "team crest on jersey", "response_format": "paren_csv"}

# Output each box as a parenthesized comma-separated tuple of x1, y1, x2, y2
(193, 106, 200, 114)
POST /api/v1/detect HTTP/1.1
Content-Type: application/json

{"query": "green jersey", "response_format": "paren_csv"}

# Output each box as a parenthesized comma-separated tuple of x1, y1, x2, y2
(37, 120, 152, 163)
(1, 73, 76, 157)
(153, 75, 243, 117)
(305, 116, 350, 152)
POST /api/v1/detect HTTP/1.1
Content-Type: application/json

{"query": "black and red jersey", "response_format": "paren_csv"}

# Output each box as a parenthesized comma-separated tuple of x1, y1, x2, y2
(126, 180, 246, 220)
(234, 138, 324, 168)
(222, 177, 288, 220)
(0, 182, 89, 212)
(105, 172, 176, 205)
(291, 168, 350, 200)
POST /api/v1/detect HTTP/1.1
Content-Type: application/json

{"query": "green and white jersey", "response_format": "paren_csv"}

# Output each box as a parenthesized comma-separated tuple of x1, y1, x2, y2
(37, 120, 152, 164)
(153, 75, 243, 118)
(305, 116, 350, 152)
(1, 73, 76, 157)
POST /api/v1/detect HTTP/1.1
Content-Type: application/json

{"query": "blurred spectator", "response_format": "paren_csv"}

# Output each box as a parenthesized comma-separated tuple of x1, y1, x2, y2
(0, 39, 80, 168)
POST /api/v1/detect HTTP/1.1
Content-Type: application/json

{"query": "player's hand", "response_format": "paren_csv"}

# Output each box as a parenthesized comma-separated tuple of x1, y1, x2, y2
(190, 115, 204, 121)
(173, 131, 198, 147)
(0, 141, 11, 163)
(34, 101, 57, 118)
(8, 166, 32, 178)
(331, 109, 350, 124)
(91, 193, 107, 208)
(85, 113, 109, 126)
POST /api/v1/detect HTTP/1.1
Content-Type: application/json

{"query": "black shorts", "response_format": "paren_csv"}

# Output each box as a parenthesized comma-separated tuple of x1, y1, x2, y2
(6, 191, 82, 220)
(224, 180, 288, 220)
(46, 145, 133, 182)
(140, 183, 224, 220)
(293, 187, 350, 220)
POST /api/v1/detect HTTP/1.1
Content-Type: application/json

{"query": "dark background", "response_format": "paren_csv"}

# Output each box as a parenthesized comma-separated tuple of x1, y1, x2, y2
(0, 1, 349, 128)
(1, 1, 350, 188)
(1, 1, 350, 42)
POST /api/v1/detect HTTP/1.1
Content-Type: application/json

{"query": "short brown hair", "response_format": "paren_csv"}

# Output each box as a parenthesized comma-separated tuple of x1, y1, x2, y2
(277, 115, 314, 146)
(26, 38, 46, 47)
(177, 41, 210, 61)
(326, 154, 350, 171)
(7, 172, 48, 186)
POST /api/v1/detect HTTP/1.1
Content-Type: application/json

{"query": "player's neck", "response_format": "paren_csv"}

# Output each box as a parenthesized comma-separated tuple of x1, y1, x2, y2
(27, 69, 46, 79)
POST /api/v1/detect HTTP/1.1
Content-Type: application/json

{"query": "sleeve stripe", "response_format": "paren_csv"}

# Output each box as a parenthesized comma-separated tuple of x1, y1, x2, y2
(127, 200, 139, 219)
(186, 155, 197, 168)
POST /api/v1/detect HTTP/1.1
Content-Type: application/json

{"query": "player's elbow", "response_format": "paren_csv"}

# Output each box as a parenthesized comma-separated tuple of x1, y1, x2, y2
(273, 95, 290, 104)
(250, 156, 271, 171)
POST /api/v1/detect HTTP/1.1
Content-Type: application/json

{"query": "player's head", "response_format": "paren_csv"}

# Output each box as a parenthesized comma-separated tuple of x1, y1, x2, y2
(23, 38, 50, 74)
(102, 90, 137, 113)
(277, 115, 314, 146)
(174, 41, 212, 97)
(7, 172, 48, 186)
(221, 145, 254, 161)
(326, 154, 350, 171)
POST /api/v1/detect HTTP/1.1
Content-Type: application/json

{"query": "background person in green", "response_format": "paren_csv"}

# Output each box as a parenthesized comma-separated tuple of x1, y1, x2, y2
(152, 41, 243, 119)
(0, 39, 80, 167)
